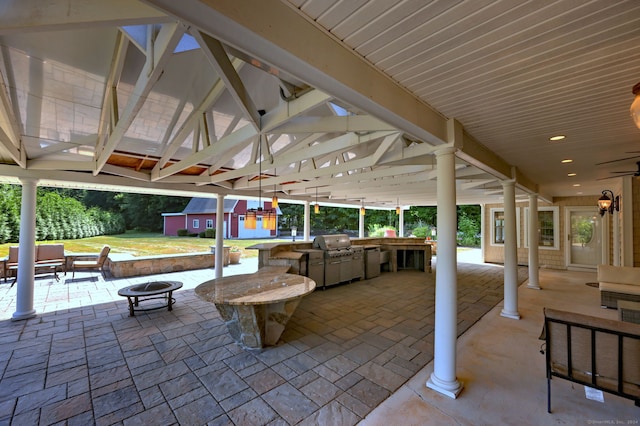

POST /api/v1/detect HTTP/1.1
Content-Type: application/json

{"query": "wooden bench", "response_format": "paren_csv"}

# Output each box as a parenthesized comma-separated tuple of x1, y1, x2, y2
(542, 307, 640, 412)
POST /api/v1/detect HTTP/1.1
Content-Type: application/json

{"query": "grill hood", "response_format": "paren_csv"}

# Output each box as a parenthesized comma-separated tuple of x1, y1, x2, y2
(313, 234, 351, 251)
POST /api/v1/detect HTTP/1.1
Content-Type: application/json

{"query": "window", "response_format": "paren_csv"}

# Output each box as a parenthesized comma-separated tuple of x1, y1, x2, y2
(193, 219, 200, 229)
(493, 210, 505, 244)
(490, 208, 520, 247)
(524, 206, 559, 250)
(206, 219, 213, 229)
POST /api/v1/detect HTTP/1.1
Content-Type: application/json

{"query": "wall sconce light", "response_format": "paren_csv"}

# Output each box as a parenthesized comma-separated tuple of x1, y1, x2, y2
(597, 189, 620, 216)
(631, 82, 640, 129)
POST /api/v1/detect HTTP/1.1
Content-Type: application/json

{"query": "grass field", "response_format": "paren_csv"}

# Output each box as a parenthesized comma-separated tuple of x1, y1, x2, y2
(0, 232, 292, 258)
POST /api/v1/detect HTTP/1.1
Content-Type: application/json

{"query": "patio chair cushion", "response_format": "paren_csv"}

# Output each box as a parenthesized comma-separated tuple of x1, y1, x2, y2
(36, 244, 65, 264)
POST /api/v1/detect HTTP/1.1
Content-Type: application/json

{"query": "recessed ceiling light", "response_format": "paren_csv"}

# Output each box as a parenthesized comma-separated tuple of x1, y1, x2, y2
(561, 159, 573, 163)
(567, 173, 576, 177)
(573, 184, 581, 187)
(549, 135, 566, 141)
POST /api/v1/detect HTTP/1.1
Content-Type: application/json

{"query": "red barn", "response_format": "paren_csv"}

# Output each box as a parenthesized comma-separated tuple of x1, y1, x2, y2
(162, 198, 279, 239)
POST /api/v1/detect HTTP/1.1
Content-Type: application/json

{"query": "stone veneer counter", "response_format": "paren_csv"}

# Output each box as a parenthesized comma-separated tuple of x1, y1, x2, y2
(195, 266, 316, 350)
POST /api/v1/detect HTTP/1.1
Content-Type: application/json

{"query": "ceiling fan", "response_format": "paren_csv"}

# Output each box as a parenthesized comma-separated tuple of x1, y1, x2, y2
(594, 152, 640, 166)
(611, 160, 640, 177)
(598, 160, 640, 180)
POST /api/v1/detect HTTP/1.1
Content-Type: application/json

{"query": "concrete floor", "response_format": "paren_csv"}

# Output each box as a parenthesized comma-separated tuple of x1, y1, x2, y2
(0, 254, 638, 425)
(361, 267, 640, 425)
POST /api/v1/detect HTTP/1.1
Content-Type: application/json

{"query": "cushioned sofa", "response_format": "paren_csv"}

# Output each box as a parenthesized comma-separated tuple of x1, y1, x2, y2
(597, 264, 640, 309)
(3, 244, 66, 282)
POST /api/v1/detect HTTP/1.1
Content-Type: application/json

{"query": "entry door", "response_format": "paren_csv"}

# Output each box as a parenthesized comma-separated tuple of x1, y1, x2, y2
(566, 207, 602, 269)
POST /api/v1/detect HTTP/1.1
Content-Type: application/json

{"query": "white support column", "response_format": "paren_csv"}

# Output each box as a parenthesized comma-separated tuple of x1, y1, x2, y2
(601, 214, 610, 265)
(358, 209, 365, 238)
(612, 210, 620, 267)
(480, 204, 486, 262)
(304, 201, 311, 241)
(12, 177, 38, 321)
(427, 146, 463, 399)
(527, 193, 540, 290)
(621, 176, 633, 266)
(215, 194, 224, 279)
(398, 208, 405, 237)
(501, 180, 520, 319)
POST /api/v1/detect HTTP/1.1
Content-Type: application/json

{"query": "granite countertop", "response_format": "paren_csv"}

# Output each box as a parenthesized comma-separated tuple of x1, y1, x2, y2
(195, 266, 316, 306)
(380, 242, 429, 246)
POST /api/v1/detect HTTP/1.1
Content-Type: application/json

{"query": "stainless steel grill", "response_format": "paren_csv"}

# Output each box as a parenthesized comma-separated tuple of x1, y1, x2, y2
(312, 234, 363, 288)
(295, 249, 325, 288)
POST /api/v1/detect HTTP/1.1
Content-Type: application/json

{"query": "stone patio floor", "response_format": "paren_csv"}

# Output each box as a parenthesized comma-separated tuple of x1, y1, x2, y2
(0, 256, 527, 425)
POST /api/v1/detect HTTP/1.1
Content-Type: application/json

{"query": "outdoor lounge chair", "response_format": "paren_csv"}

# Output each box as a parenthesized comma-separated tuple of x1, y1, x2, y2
(71, 245, 110, 278)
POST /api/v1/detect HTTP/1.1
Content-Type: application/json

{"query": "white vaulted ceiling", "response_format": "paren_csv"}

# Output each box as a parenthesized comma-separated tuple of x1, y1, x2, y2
(0, 0, 639, 209)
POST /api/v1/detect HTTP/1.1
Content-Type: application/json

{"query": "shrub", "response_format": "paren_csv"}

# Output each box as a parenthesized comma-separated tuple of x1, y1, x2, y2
(198, 231, 207, 238)
(367, 223, 397, 238)
(188, 232, 198, 237)
(411, 226, 429, 238)
(205, 228, 216, 238)
(177, 229, 188, 236)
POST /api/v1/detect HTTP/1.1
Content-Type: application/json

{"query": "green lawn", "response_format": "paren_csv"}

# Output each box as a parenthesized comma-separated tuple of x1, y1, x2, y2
(0, 232, 292, 258)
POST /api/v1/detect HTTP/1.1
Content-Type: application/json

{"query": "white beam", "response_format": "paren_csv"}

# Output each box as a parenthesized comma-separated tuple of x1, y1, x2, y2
(261, 89, 332, 133)
(273, 115, 396, 134)
(95, 23, 184, 174)
(144, 0, 447, 145)
(154, 58, 243, 169)
(281, 165, 426, 190)
(193, 30, 261, 130)
(96, 31, 128, 156)
(0, 67, 24, 166)
(152, 124, 257, 181)
(224, 131, 397, 186)
(27, 159, 94, 171)
(0, 0, 170, 34)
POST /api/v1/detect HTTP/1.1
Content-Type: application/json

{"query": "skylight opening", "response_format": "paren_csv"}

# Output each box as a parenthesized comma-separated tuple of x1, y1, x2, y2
(121, 26, 148, 51)
(329, 102, 349, 116)
(174, 33, 200, 53)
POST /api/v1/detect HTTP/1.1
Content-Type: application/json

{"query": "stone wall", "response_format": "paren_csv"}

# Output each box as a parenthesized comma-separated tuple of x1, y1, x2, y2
(107, 252, 214, 278)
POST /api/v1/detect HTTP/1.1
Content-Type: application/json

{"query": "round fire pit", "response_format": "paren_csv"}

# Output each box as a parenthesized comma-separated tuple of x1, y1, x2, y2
(118, 281, 183, 316)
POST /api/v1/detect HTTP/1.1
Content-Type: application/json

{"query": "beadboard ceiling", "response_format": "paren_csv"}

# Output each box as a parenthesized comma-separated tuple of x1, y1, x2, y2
(0, 0, 638, 209)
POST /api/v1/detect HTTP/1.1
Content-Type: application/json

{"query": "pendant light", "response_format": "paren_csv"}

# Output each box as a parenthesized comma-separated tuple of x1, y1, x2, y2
(314, 187, 319, 214)
(360, 200, 366, 216)
(271, 168, 278, 208)
(246, 136, 277, 230)
(395, 198, 400, 215)
(245, 208, 257, 229)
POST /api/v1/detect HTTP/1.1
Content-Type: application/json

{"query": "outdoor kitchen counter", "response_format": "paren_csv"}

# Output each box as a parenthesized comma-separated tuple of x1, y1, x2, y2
(379, 242, 432, 273)
(195, 266, 316, 349)
(249, 238, 433, 273)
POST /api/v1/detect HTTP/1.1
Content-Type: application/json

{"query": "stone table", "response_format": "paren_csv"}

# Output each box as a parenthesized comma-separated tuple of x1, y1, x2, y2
(195, 266, 316, 350)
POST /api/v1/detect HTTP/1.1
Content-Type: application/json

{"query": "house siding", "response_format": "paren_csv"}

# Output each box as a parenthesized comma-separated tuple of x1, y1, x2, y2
(164, 216, 186, 236)
(483, 195, 600, 269)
